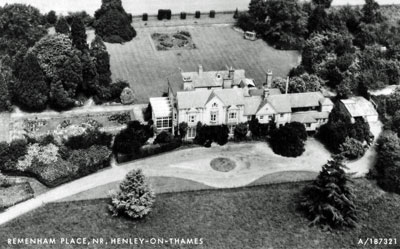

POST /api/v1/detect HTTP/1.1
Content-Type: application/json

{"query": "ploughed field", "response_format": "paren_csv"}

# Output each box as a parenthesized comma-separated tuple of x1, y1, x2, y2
(1, 179, 399, 249)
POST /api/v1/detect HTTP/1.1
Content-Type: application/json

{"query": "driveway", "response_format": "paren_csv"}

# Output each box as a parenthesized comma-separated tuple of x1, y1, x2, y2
(0, 132, 380, 226)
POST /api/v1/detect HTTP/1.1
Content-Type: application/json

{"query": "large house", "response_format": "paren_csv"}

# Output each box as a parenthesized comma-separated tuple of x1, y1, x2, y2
(150, 65, 334, 139)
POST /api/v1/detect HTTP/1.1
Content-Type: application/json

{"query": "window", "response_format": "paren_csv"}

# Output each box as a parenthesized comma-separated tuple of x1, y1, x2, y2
(212, 103, 218, 108)
(156, 117, 172, 129)
(211, 111, 218, 123)
(174, 113, 177, 120)
(306, 123, 311, 128)
(229, 112, 237, 119)
(259, 116, 264, 120)
(280, 114, 284, 118)
(189, 115, 196, 123)
(216, 74, 221, 79)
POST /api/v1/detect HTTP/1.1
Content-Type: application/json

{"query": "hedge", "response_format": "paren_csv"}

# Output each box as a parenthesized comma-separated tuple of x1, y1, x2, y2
(117, 139, 182, 163)
(210, 10, 216, 18)
(195, 11, 201, 19)
(142, 13, 148, 21)
(158, 9, 172, 20)
(180, 12, 187, 20)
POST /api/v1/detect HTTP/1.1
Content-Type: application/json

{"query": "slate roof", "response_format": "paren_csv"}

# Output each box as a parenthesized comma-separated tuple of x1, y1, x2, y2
(177, 88, 246, 109)
(181, 69, 246, 88)
(287, 92, 325, 108)
(340, 97, 378, 118)
(265, 95, 292, 113)
(244, 96, 263, 116)
(291, 113, 317, 123)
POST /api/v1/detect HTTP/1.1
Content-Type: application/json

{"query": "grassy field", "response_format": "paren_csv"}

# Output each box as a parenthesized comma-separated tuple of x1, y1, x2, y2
(1, 179, 399, 249)
(87, 19, 300, 103)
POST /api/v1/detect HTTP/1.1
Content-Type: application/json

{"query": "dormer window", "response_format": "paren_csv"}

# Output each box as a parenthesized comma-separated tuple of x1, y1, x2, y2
(183, 76, 192, 82)
(216, 74, 221, 79)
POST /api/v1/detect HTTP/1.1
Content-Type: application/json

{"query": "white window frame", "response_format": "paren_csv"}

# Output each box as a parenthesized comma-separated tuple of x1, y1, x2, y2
(259, 115, 264, 120)
(187, 127, 196, 138)
(210, 111, 218, 123)
(156, 117, 172, 129)
(229, 112, 237, 120)
(189, 115, 196, 123)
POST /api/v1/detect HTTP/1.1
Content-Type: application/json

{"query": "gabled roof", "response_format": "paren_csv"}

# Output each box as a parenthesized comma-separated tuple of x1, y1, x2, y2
(149, 97, 172, 118)
(243, 96, 263, 116)
(265, 95, 292, 113)
(340, 97, 378, 118)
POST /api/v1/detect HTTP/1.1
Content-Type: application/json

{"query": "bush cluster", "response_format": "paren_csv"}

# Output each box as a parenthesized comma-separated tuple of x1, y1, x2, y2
(195, 123, 229, 147)
(269, 122, 307, 157)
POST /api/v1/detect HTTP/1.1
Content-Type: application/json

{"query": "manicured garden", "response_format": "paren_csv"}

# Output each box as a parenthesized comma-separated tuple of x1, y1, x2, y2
(151, 31, 196, 51)
(1, 178, 399, 249)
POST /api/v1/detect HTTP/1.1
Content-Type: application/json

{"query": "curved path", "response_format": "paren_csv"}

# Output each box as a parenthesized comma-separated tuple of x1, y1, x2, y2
(0, 128, 380, 225)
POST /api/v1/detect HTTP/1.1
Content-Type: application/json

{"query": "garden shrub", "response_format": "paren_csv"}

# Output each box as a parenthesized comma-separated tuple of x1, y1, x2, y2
(233, 8, 239, 19)
(68, 145, 111, 175)
(113, 121, 152, 155)
(269, 122, 307, 157)
(109, 169, 155, 219)
(195, 124, 229, 147)
(154, 131, 174, 144)
(195, 11, 201, 19)
(210, 10, 216, 18)
(178, 122, 188, 138)
(234, 123, 248, 141)
(339, 137, 366, 160)
(180, 12, 186, 19)
(64, 128, 112, 150)
(30, 158, 79, 187)
(108, 113, 131, 124)
(142, 13, 148, 21)
(248, 119, 272, 139)
(157, 9, 172, 20)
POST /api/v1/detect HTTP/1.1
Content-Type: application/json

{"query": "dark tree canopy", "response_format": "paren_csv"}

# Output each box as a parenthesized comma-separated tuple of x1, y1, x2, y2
(94, 0, 136, 43)
(0, 73, 12, 112)
(269, 122, 307, 157)
(70, 16, 88, 51)
(312, 0, 332, 8)
(361, 0, 384, 24)
(46, 10, 57, 25)
(299, 156, 358, 229)
(32, 34, 83, 110)
(90, 35, 112, 87)
(14, 52, 48, 111)
(55, 16, 70, 35)
(0, 4, 47, 56)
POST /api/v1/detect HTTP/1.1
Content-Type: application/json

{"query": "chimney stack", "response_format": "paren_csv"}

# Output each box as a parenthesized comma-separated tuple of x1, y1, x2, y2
(285, 77, 290, 94)
(198, 65, 203, 76)
(228, 66, 235, 79)
(266, 70, 273, 89)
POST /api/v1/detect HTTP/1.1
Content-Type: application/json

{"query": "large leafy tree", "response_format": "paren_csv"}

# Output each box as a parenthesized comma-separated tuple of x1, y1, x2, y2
(55, 16, 70, 35)
(109, 169, 155, 219)
(32, 34, 82, 110)
(14, 52, 48, 111)
(46, 10, 57, 25)
(269, 122, 307, 157)
(361, 0, 384, 24)
(299, 156, 358, 229)
(263, 0, 308, 49)
(0, 4, 47, 56)
(94, 0, 136, 43)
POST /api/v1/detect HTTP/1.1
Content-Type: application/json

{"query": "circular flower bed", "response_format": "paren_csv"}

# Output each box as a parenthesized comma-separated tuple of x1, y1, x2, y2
(210, 157, 236, 172)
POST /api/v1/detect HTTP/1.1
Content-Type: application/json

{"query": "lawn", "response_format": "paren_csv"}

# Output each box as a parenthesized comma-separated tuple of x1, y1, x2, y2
(1, 179, 399, 249)
(0, 182, 33, 210)
(87, 19, 300, 103)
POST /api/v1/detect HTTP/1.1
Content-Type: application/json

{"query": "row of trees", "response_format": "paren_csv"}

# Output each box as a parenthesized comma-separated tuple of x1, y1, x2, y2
(0, 3, 132, 112)
(239, 0, 400, 98)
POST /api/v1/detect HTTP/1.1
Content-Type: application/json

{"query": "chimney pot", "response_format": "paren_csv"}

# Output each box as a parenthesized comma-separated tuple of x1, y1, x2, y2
(266, 70, 273, 89)
(198, 65, 203, 76)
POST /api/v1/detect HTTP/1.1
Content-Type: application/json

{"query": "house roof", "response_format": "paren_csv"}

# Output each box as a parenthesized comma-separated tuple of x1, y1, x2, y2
(265, 95, 292, 113)
(244, 96, 263, 115)
(287, 92, 325, 108)
(181, 69, 246, 88)
(340, 97, 378, 118)
(291, 113, 317, 124)
(177, 88, 246, 109)
(149, 97, 172, 118)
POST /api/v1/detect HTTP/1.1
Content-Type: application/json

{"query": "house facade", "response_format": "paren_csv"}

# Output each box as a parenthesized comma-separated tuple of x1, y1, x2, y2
(150, 65, 335, 138)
